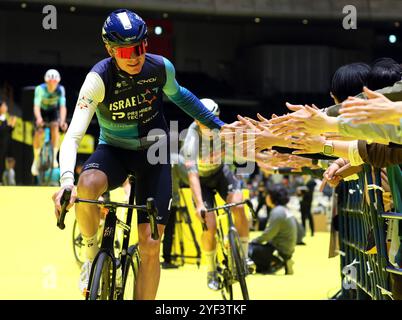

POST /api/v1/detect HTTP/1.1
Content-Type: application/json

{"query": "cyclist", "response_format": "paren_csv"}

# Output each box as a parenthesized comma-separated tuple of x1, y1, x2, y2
(52, 9, 225, 300)
(179, 98, 253, 290)
(32, 69, 68, 176)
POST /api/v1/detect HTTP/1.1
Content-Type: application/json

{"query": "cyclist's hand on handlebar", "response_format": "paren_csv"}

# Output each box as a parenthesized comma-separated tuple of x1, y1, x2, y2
(36, 117, 44, 128)
(60, 122, 68, 132)
(52, 185, 77, 219)
(195, 204, 208, 223)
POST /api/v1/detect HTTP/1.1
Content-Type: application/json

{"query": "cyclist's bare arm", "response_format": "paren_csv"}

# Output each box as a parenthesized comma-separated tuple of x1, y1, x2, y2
(33, 86, 44, 126)
(33, 105, 43, 126)
(59, 86, 68, 130)
(53, 72, 104, 215)
(59, 105, 68, 131)
(187, 171, 207, 222)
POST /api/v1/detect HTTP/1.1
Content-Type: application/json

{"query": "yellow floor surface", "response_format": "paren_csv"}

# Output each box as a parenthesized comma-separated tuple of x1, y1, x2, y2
(0, 186, 340, 300)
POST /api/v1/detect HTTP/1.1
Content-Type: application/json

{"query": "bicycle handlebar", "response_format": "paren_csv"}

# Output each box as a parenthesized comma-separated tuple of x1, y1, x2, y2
(200, 199, 256, 231)
(57, 189, 160, 240)
(56, 188, 72, 230)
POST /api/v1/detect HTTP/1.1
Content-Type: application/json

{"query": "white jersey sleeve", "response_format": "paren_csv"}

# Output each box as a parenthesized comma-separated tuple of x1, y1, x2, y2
(59, 72, 105, 187)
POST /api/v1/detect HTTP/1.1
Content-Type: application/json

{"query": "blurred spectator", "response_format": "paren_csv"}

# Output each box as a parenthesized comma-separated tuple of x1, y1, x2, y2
(254, 180, 270, 230)
(0, 100, 16, 181)
(2, 157, 16, 185)
(249, 183, 297, 275)
(297, 175, 316, 237)
(330, 62, 371, 104)
(367, 57, 402, 91)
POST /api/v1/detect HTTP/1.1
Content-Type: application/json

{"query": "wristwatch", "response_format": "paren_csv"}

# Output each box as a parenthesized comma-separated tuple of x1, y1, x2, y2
(323, 141, 334, 156)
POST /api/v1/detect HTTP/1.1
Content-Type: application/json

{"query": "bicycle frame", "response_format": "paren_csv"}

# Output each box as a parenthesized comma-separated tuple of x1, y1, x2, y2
(57, 180, 159, 300)
(38, 125, 54, 186)
(202, 199, 256, 300)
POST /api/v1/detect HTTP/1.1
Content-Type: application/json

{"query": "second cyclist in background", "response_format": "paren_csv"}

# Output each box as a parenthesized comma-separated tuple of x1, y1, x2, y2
(31, 69, 68, 176)
(179, 98, 254, 291)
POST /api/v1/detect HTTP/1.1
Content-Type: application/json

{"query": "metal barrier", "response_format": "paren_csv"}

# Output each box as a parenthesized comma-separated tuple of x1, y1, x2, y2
(337, 164, 402, 300)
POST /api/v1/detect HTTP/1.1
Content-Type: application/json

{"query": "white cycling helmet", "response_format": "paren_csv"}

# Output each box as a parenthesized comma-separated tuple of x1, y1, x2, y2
(44, 69, 61, 82)
(200, 98, 220, 116)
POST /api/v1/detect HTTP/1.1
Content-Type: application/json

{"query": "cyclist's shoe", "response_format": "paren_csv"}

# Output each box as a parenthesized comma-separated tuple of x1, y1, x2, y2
(246, 257, 256, 274)
(284, 259, 294, 275)
(31, 160, 39, 176)
(207, 271, 221, 291)
(79, 260, 92, 295)
(161, 261, 179, 269)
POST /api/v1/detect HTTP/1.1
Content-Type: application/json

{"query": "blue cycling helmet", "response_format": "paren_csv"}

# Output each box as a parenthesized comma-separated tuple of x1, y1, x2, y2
(102, 9, 147, 46)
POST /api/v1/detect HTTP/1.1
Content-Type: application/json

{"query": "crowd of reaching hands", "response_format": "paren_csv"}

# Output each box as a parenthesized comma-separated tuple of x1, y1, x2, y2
(221, 58, 402, 192)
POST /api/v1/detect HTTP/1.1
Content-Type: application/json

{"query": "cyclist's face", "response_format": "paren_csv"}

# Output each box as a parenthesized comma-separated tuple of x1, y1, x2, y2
(108, 41, 147, 75)
(46, 80, 58, 92)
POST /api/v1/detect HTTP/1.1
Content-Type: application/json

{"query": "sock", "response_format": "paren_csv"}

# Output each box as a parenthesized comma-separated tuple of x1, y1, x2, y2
(33, 148, 40, 162)
(203, 249, 217, 272)
(82, 234, 99, 262)
(240, 237, 249, 257)
(53, 147, 59, 163)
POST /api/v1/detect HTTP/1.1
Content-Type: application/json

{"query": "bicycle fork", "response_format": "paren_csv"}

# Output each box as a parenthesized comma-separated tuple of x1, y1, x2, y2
(86, 208, 118, 300)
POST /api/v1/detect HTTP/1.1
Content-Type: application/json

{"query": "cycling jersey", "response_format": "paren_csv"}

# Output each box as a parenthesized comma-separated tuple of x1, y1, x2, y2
(60, 54, 224, 187)
(180, 122, 235, 177)
(34, 83, 66, 110)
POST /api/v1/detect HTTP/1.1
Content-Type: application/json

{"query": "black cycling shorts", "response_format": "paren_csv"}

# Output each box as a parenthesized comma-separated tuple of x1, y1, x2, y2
(81, 144, 172, 225)
(200, 165, 242, 209)
(38, 108, 59, 127)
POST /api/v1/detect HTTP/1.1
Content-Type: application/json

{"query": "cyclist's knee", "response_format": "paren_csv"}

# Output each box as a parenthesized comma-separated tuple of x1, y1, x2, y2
(139, 238, 160, 261)
(35, 128, 44, 135)
(203, 228, 217, 240)
(77, 169, 108, 198)
(227, 192, 243, 203)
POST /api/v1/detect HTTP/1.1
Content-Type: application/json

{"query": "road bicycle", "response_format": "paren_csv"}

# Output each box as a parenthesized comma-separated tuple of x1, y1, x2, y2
(201, 199, 256, 300)
(72, 192, 121, 267)
(57, 175, 159, 300)
(37, 124, 57, 186)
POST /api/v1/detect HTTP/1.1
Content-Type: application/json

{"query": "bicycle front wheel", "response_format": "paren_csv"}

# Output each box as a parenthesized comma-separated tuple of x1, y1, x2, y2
(228, 230, 249, 300)
(72, 219, 85, 267)
(72, 220, 104, 268)
(121, 244, 140, 300)
(87, 252, 115, 300)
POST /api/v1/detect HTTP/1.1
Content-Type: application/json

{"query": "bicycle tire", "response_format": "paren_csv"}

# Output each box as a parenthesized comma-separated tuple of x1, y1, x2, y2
(221, 267, 233, 300)
(228, 229, 249, 300)
(72, 220, 105, 268)
(38, 143, 53, 186)
(121, 244, 140, 300)
(72, 219, 85, 267)
(88, 252, 115, 300)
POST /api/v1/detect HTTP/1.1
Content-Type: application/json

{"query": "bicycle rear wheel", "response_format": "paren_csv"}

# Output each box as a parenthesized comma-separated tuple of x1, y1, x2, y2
(220, 267, 233, 300)
(228, 230, 249, 300)
(88, 252, 115, 300)
(121, 244, 140, 300)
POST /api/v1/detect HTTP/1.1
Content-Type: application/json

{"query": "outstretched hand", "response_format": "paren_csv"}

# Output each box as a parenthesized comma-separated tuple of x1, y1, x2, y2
(340, 87, 402, 125)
